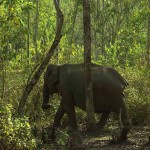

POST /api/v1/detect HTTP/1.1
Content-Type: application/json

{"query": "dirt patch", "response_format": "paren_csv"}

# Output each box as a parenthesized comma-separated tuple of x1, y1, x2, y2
(41, 126, 150, 150)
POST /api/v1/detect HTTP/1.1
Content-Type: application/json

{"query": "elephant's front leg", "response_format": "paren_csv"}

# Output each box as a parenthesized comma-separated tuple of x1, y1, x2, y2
(48, 101, 65, 140)
(42, 82, 51, 109)
(62, 93, 77, 130)
(62, 93, 83, 148)
(98, 111, 110, 129)
(53, 101, 65, 127)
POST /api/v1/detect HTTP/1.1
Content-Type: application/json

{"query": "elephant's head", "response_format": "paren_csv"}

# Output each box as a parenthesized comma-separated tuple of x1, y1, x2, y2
(42, 64, 59, 109)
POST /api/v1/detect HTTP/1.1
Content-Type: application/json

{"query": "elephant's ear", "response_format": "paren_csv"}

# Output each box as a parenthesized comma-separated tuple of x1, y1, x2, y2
(46, 65, 59, 86)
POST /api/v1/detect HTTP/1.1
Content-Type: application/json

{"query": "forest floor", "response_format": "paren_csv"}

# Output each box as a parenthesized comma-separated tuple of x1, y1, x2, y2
(82, 126, 150, 150)
(41, 126, 150, 150)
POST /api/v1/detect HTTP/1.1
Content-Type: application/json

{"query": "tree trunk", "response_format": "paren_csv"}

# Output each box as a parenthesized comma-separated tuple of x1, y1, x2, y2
(83, 0, 96, 131)
(34, 0, 39, 63)
(56, 0, 60, 64)
(147, 0, 150, 68)
(101, 0, 105, 56)
(27, 9, 30, 66)
(1, 57, 5, 99)
(18, 0, 64, 114)
(69, 0, 79, 63)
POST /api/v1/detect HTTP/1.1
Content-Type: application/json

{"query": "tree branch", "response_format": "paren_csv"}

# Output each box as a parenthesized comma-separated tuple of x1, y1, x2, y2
(18, 0, 64, 114)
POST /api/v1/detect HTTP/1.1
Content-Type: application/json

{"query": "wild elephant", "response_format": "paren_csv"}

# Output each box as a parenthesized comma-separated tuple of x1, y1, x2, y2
(42, 63, 131, 141)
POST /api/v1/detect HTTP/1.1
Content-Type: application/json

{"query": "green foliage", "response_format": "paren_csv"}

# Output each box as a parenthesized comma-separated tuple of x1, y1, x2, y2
(123, 67, 150, 125)
(0, 0, 150, 148)
(0, 99, 36, 150)
(55, 128, 69, 146)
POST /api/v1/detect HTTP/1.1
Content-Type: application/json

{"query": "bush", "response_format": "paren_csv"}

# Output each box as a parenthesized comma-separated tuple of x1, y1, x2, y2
(0, 99, 36, 150)
(123, 67, 150, 125)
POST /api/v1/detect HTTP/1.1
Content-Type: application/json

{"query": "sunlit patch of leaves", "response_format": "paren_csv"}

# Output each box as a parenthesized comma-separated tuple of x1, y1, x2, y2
(0, 99, 36, 150)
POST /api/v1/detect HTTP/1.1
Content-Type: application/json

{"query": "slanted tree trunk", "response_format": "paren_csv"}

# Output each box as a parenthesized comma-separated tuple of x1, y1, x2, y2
(83, 0, 96, 131)
(18, 0, 64, 114)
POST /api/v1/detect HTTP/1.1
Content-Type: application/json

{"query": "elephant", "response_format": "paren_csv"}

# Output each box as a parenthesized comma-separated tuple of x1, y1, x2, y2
(42, 63, 131, 141)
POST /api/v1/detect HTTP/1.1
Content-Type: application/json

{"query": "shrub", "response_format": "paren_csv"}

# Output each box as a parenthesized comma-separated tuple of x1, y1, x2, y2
(123, 67, 150, 125)
(0, 99, 36, 150)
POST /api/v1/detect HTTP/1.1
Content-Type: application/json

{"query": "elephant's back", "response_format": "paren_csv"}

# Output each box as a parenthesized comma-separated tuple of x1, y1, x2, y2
(62, 64, 128, 89)
(61, 64, 127, 96)
(60, 64, 127, 113)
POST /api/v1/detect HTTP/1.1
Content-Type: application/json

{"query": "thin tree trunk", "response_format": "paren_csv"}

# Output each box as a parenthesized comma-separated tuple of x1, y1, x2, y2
(18, 0, 64, 114)
(83, 0, 96, 131)
(147, 0, 150, 68)
(1, 57, 5, 99)
(56, 0, 60, 64)
(95, 0, 100, 60)
(34, 0, 39, 63)
(27, 10, 30, 65)
(101, 0, 105, 56)
(69, 0, 78, 63)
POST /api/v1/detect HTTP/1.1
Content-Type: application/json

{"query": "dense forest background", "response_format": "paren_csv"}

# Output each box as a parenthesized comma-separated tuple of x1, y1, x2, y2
(0, 0, 150, 149)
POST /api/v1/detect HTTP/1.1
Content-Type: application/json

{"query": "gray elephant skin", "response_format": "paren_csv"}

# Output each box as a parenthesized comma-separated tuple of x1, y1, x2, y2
(42, 63, 131, 141)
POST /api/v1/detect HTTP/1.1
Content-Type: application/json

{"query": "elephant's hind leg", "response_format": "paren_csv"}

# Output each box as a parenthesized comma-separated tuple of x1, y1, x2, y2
(98, 111, 110, 130)
(119, 103, 131, 141)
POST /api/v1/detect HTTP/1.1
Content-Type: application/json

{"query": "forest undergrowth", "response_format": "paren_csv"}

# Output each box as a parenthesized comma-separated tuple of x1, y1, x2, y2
(0, 65, 150, 150)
